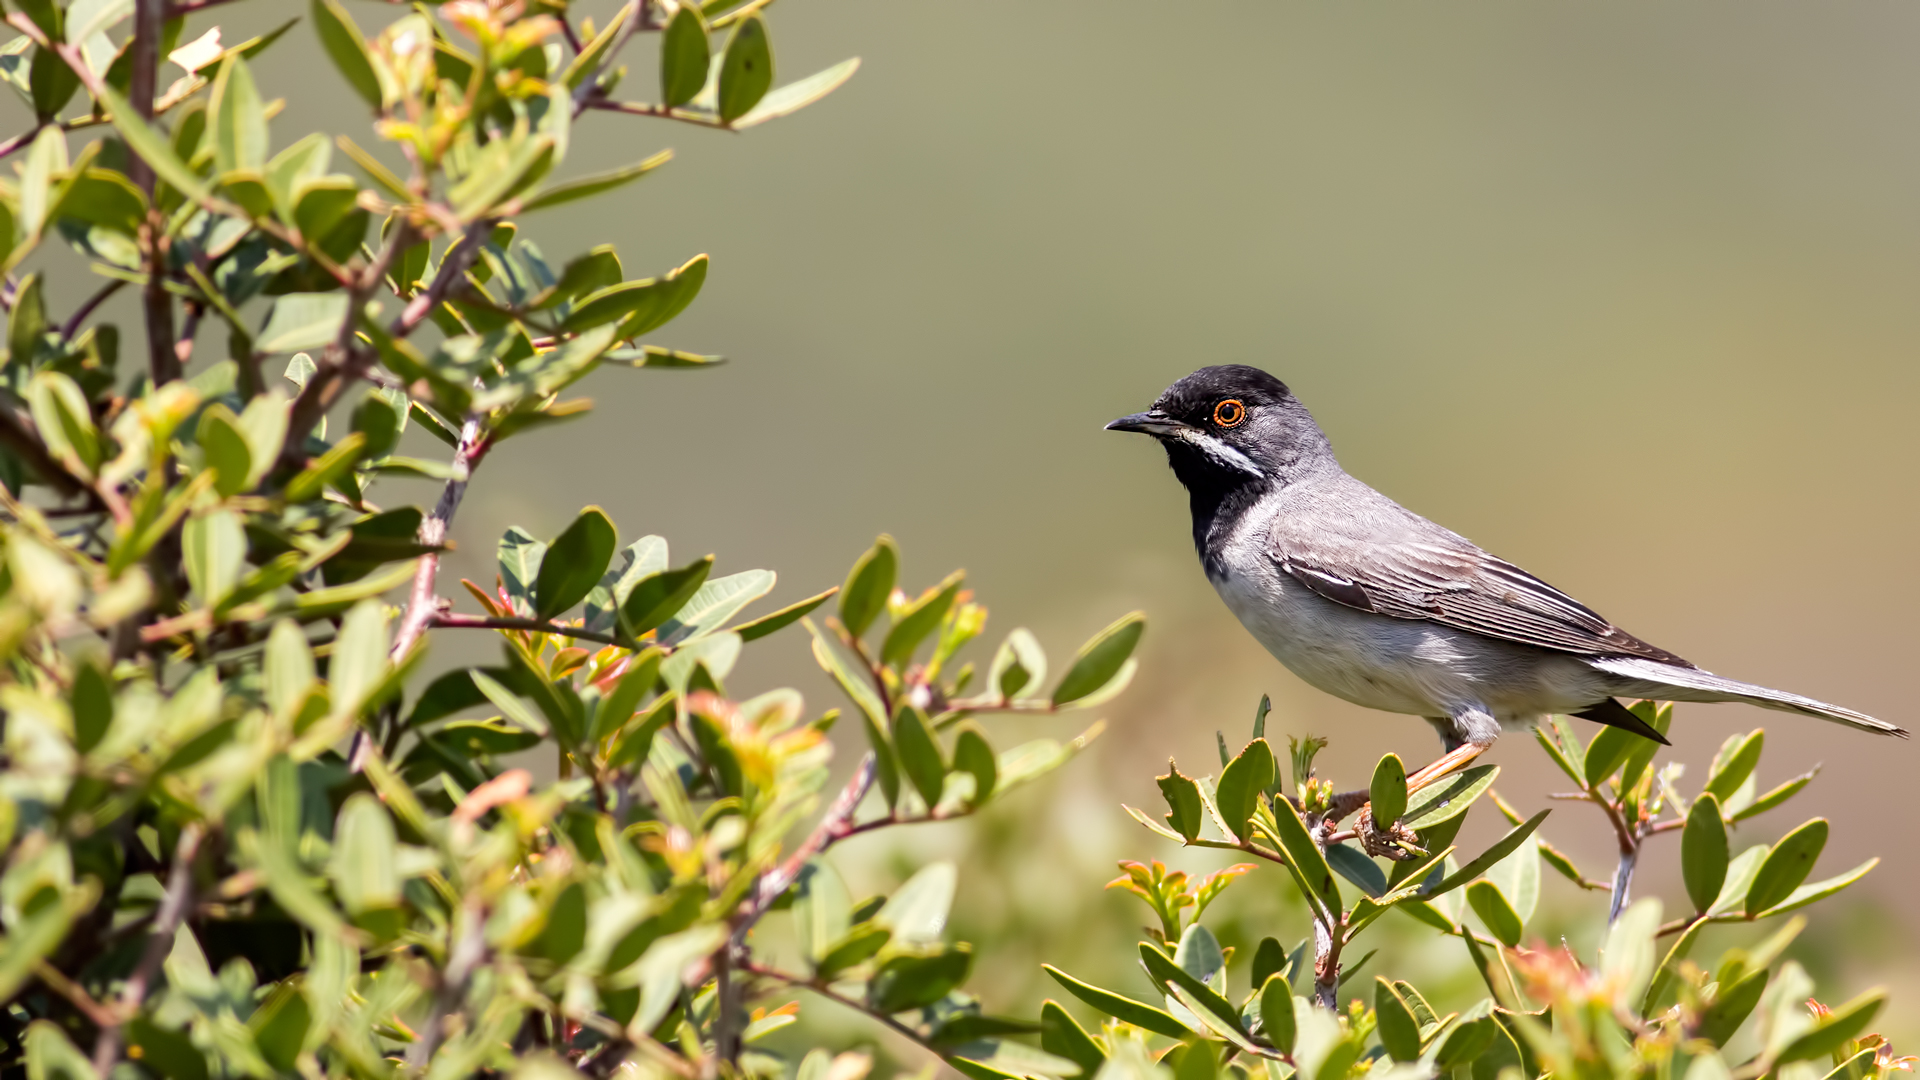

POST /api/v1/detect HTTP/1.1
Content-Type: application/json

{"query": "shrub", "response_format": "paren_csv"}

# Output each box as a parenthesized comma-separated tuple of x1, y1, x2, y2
(0, 0, 1144, 1076)
(1021, 703, 1903, 1080)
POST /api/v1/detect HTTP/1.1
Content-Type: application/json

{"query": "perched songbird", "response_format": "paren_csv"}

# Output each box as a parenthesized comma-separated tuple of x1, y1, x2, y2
(1108, 365, 1904, 784)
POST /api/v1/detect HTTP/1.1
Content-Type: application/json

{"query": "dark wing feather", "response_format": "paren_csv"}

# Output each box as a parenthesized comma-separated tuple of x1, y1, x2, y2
(1269, 504, 1693, 667)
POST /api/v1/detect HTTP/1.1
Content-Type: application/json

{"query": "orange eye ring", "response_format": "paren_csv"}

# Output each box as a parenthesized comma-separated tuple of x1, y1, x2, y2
(1213, 399, 1247, 428)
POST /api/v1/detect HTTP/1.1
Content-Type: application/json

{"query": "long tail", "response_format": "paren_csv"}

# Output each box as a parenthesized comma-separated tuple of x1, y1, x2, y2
(1589, 656, 1908, 738)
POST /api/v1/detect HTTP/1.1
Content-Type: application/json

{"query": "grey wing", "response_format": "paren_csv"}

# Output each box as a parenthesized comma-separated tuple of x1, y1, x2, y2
(1268, 507, 1693, 667)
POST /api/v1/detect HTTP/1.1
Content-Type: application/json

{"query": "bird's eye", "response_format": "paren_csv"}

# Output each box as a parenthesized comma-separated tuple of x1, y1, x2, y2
(1213, 399, 1247, 428)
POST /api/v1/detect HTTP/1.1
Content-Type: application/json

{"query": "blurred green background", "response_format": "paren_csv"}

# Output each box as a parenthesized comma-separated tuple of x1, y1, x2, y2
(21, 0, 1920, 1060)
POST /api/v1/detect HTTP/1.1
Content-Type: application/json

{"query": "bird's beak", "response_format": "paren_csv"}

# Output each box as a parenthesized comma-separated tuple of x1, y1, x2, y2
(1105, 410, 1187, 436)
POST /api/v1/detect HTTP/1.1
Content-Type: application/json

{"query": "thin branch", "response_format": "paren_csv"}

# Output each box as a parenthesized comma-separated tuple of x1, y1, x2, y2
(733, 754, 878, 944)
(33, 961, 117, 1028)
(284, 220, 469, 462)
(429, 611, 620, 646)
(743, 961, 939, 1058)
(91, 823, 204, 1076)
(583, 99, 733, 129)
(406, 901, 488, 1071)
(164, 0, 249, 15)
(60, 279, 127, 339)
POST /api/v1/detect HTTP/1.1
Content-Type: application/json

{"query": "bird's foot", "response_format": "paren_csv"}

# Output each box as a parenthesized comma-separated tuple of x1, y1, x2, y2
(1353, 805, 1424, 861)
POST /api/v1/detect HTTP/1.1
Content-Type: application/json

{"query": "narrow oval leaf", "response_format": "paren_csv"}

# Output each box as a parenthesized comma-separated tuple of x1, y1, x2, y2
(1156, 762, 1203, 841)
(1370, 753, 1407, 826)
(330, 793, 399, 913)
(209, 55, 268, 174)
(1214, 738, 1275, 841)
(1052, 611, 1145, 706)
(661, 568, 777, 644)
(892, 704, 946, 808)
(1705, 730, 1764, 806)
(838, 535, 897, 638)
(533, 506, 617, 620)
(1465, 880, 1523, 947)
(1402, 764, 1499, 830)
(1745, 819, 1828, 916)
(312, 0, 382, 108)
(951, 722, 997, 807)
(1682, 793, 1729, 915)
(620, 556, 714, 638)
(732, 57, 861, 129)
(1373, 979, 1420, 1061)
(1041, 965, 1189, 1040)
(660, 4, 710, 108)
(1258, 975, 1296, 1054)
(881, 570, 963, 667)
(717, 15, 773, 124)
(183, 509, 247, 606)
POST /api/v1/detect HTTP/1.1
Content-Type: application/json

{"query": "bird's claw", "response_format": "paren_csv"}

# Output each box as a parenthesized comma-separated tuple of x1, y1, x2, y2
(1354, 805, 1423, 861)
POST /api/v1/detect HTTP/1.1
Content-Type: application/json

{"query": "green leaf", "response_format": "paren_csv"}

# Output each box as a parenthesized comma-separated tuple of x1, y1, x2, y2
(1584, 723, 1646, 788)
(1140, 941, 1244, 1039)
(1643, 916, 1707, 1014)
(1734, 766, 1820, 823)
(881, 569, 962, 667)
(311, 0, 381, 108)
(50, 169, 146, 236)
(209, 55, 267, 174)
(1533, 720, 1585, 785)
(329, 793, 398, 914)
(1465, 880, 1523, 947)
(1214, 738, 1274, 841)
(620, 556, 713, 638)
(497, 526, 546, 611)
(892, 704, 946, 807)
(951, 722, 997, 807)
(733, 586, 835, 641)
(560, 254, 707, 338)
(1373, 979, 1419, 1061)
(532, 506, 617, 620)
(1260, 794, 1340, 921)
(1038, 1001, 1106, 1077)
(838, 535, 898, 638)
(328, 599, 391, 722)
(1427, 810, 1550, 898)
(95, 82, 209, 204)
(183, 509, 246, 606)
(249, 982, 312, 1072)
(717, 15, 773, 124)
(732, 57, 861, 129)
(1705, 730, 1764, 806)
(815, 924, 890, 979)
(660, 568, 775, 644)
(1683, 793, 1729, 915)
(1403, 764, 1499, 830)
(988, 628, 1046, 700)
(1051, 611, 1145, 706)
(1778, 990, 1885, 1064)
(522, 150, 672, 213)
(26, 370, 100, 480)
(1249, 974, 1294, 1056)
(1156, 762, 1202, 841)
(69, 663, 112, 755)
(1601, 897, 1663, 1009)
(874, 861, 955, 945)
(258, 293, 349, 354)
(1370, 753, 1408, 827)
(196, 404, 253, 497)
(660, 5, 710, 108)
(868, 945, 972, 1013)
(1746, 819, 1828, 917)
(1752, 857, 1877, 918)
(1326, 844, 1386, 898)
(1697, 968, 1768, 1047)
(606, 693, 675, 769)
(1041, 965, 1188, 1040)
(282, 433, 366, 503)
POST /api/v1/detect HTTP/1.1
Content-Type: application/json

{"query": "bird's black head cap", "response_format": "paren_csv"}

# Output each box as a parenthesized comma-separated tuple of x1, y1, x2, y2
(1107, 364, 1336, 560)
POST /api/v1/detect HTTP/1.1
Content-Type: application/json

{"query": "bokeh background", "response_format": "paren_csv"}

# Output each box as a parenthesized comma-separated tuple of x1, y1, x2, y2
(19, 0, 1920, 1063)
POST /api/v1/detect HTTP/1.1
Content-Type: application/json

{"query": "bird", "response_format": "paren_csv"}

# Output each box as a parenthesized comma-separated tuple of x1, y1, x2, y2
(1107, 364, 1905, 789)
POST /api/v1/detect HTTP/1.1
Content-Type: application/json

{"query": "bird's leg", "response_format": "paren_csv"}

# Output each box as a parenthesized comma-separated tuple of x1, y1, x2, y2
(1343, 717, 1496, 860)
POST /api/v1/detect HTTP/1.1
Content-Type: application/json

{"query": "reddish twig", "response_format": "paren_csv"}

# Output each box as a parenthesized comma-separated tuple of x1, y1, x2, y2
(428, 611, 621, 647)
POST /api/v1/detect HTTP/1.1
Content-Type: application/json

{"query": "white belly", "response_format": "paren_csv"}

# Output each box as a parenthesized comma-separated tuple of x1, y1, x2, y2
(1207, 559, 1612, 726)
